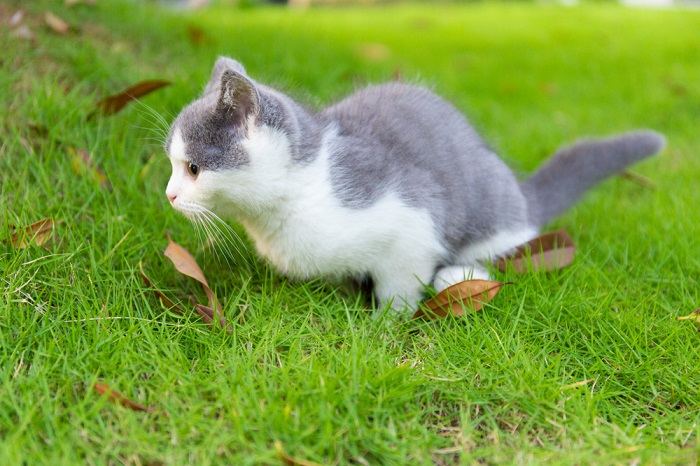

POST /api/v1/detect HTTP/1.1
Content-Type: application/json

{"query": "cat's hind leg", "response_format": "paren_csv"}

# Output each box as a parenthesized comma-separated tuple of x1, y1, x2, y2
(432, 264, 491, 292)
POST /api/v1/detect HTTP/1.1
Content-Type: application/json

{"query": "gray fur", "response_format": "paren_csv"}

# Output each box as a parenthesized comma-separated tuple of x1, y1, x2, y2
(521, 131, 666, 225)
(169, 57, 665, 258)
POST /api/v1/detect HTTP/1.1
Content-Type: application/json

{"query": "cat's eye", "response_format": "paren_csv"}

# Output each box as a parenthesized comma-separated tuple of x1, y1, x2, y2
(187, 162, 199, 177)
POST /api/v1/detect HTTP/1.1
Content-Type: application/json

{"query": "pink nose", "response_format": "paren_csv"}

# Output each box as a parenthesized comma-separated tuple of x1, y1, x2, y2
(167, 193, 177, 203)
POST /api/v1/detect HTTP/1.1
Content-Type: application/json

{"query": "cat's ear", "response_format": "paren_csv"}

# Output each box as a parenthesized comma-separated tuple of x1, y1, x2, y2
(216, 70, 260, 127)
(204, 56, 246, 95)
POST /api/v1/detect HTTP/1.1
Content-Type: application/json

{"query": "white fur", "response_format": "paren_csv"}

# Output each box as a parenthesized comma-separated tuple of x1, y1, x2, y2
(457, 228, 537, 264)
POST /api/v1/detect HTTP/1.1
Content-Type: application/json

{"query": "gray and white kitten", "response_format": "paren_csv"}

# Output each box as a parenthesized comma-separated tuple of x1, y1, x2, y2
(165, 56, 665, 314)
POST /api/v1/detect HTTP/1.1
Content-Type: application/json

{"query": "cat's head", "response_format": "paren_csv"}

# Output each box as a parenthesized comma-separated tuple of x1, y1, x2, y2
(164, 57, 293, 221)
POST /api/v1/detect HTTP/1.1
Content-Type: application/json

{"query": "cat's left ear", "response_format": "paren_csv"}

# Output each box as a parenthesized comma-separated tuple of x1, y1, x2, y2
(216, 70, 260, 127)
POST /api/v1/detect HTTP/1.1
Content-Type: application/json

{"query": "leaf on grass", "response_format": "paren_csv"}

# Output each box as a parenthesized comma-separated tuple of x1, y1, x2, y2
(10, 218, 54, 249)
(677, 309, 700, 331)
(495, 229, 575, 273)
(195, 304, 233, 334)
(139, 262, 183, 312)
(186, 25, 207, 46)
(44, 12, 70, 35)
(414, 280, 506, 319)
(93, 382, 155, 413)
(94, 80, 171, 116)
(619, 170, 656, 190)
(164, 237, 233, 332)
(356, 43, 390, 62)
(68, 147, 111, 189)
(164, 237, 220, 311)
(274, 441, 323, 466)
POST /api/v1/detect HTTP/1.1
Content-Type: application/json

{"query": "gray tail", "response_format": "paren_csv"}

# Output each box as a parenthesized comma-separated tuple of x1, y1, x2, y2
(521, 130, 666, 226)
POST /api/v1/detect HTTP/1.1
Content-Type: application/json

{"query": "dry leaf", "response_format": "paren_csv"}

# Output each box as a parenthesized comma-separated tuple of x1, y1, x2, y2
(495, 230, 575, 273)
(164, 237, 233, 332)
(94, 80, 171, 116)
(195, 304, 233, 334)
(10, 218, 54, 249)
(164, 238, 220, 312)
(139, 263, 183, 312)
(619, 170, 656, 189)
(356, 43, 390, 62)
(186, 25, 206, 46)
(93, 382, 155, 413)
(414, 280, 506, 319)
(677, 309, 700, 331)
(68, 147, 111, 189)
(274, 441, 323, 466)
(44, 12, 70, 35)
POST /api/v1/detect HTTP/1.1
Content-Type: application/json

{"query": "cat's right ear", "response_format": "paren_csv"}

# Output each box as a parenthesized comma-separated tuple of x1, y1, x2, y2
(203, 56, 246, 95)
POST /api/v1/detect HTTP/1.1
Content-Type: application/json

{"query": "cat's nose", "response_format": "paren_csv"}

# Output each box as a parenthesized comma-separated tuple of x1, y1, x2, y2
(167, 193, 177, 204)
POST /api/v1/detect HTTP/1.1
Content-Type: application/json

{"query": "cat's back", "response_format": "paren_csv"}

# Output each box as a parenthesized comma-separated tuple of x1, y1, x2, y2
(322, 82, 482, 147)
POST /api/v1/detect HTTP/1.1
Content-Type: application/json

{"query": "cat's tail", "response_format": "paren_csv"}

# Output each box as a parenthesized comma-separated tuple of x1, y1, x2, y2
(521, 130, 666, 226)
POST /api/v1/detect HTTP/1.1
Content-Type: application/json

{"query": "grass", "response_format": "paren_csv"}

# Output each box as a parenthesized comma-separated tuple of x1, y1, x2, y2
(1, 0, 699, 464)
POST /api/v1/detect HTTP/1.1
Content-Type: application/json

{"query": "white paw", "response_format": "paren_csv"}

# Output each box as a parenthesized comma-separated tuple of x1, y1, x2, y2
(433, 265, 491, 292)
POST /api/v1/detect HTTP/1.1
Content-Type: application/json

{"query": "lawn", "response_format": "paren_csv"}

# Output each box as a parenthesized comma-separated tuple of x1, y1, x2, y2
(1, 0, 699, 464)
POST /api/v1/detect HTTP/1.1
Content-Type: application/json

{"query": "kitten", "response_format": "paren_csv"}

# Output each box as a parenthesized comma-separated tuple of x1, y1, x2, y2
(164, 56, 665, 314)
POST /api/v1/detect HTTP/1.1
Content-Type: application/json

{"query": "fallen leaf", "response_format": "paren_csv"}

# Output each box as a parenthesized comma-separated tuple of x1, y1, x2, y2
(164, 238, 220, 311)
(414, 280, 506, 319)
(139, 262, 183, 312)
(94, 80, 171, 116)
(356, 43, 390, 62)
(93, 382, 155, 413)
(677, 309, 700, 331)
(495, 230, 575, 273)
(195, 304, 233, 334)
(44, 12, 70, 35)
(164, 237, 233, 332)
(10, 218, 54, 249)
(186, 25, 206, 46)
(274, 441, 323, 466)
(68, 147, 111, 189)
(619, 170, 656, 190)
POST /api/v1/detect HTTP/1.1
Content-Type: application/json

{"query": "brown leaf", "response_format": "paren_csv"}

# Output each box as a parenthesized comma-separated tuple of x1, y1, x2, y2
(94, 80, 171, 116)
(274, 441, 323, 466)
(495, 230, 575, 273)
(356, 43, 390, 62)
(195, 304, 233, 334)
(44, 12, 70, 35)
(677, 308, 700, 331)
(414, 280, 506, 319)
(93, 382, 155, 413)
(186, 25, 206, 46)
(139, 263, 183, 312)
(10, 218, 54, 249)
(68, 147, 111, 190)
(619, 170, 656, 190)
(164, 237, 229, 331)
(164, 238, 219, 309)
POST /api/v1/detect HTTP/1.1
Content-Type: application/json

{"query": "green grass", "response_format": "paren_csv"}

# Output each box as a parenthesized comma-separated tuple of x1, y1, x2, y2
(2, 1, 700, 464)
